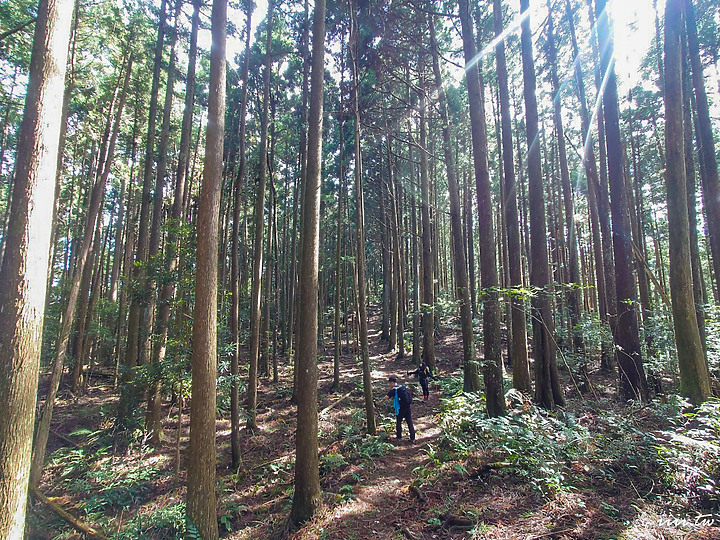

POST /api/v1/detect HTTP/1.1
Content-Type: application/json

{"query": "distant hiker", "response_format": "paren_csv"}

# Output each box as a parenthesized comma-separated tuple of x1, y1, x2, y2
(386, 375, 415, 443)
(408, 361, 434, 401)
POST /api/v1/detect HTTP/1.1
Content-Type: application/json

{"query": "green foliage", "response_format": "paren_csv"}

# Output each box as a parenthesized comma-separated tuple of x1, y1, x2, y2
(320, 452, 348, 473)
(85, 462, 160, 513)
(357, 436, 394, 462)
(217, 357, 247, 417)
(438, 391, 592, 495)
(654, 398, 720, 511)
(704, 306, 720, 375)
(111, 502, 186, 539)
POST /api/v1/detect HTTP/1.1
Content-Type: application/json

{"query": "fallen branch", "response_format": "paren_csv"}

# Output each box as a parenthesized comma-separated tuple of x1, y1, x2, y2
(29, 485, 108, 540)
(50, 428, 80, 448)
(320, 391, 353, 417)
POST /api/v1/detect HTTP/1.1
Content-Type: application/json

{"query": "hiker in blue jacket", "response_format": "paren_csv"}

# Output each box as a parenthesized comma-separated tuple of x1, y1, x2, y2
(386, 375, 415, 443)
(408, 361, 434, 401)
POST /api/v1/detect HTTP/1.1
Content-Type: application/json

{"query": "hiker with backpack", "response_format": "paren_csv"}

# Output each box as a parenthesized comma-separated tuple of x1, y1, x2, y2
(386, 375, 415, 443)
(408, 361, 434, 401)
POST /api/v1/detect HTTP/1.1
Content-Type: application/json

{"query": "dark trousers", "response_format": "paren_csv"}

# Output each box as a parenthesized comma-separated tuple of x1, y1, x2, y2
(419, 378, 429, 398)
(396, 406, 415, 442)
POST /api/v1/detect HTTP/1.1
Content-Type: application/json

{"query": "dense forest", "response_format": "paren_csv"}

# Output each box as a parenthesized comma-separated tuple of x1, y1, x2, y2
(1, 0, 720, 538)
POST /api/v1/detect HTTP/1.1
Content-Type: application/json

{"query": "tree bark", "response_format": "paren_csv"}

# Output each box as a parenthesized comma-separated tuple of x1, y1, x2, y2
(290, 0, 326, 524)
(664, 0, 710, 405)
(349, 0, 377, 435)
(230, 4, 251, 469)
(418, 71, 436, 371)
(0, 0, 74, 535)
(546, 0, 583, 353)
(186, 0, 225, 535)
(684, 0, 720, 301)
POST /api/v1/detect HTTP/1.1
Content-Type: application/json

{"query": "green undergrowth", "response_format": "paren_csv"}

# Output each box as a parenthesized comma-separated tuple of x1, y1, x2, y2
(39, 428, 181, 539)
(432, 378, 720, 519)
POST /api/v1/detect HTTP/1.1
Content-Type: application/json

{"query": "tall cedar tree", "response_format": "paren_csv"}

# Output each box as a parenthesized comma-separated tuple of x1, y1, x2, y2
(520, 0, 564, 408)
(493, 0, 531, 392)
(186, 0, 226, 534)
(428, 4, 481, 392)
(0, 0, 74, 535)
(419, 65, 436, 371)
(231, 4, 252, 470)
(247, 0, 274, 430)
(596, 0, 648, 401)
(349, 0, 377, 435)
(663, 0, 710, 404)
(291, 0, 326, 523)
(546, 0, 583, 352)
(458, 0, 505, 415)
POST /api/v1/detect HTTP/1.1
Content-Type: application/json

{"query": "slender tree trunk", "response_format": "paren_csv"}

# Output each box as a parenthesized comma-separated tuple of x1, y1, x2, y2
(546, 0, 583, 352)
(683, 52, 707, 350)
(597, 0, 648, 401)
(521, 0, 563, 409)
(290, 0, 326, 524)
(150, 0, 200, 446)
(664, 0, 710, 405)
(247, 0, 274, 430)
(418, 74, 436, 371)
(429, 6, 480, 392)
(349, 0, 376, 435)
(230, 5, 251, 469)
(587, 0, 618, 364)
(333, 104, 346, 391)
(186, 0, 225, 535)
(0, 0, 74, 535)
(493, 0, 530, 392)
(145, 1, 182, 444)
(567, 0, 611, 369)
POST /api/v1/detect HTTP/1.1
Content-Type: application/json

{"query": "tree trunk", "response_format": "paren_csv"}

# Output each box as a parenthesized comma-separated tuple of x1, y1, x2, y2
(493, 0, 530, 393)
(145, 0, 182, 445)
(458, 0, 504, 415)
(0, 0, 74, 535)
(349, 0, 377, 435)
(685, 0, 720, 301)
(31, 51, 131, 487)
(124, 0, 167, 373)
(546, 0, 583, 353)
(418, 72, 436, 371)
(520, 0, 563, 409)
(290, 0, 326, 524)
(597, 0, 648, 401)
(247, 0, 274, 431)
(429, 6, 480, 392)
(186, 0, 225, 535)
(567, 0, 611, 369)
(230, 4, 251, 469)
(663, 0, 710, 405)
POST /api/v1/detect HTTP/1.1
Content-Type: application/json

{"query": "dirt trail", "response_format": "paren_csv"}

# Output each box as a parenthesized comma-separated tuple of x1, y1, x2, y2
(303, 314, 444, 540)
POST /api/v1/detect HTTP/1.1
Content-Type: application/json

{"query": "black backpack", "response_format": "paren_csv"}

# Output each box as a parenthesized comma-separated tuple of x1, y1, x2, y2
(397, 385, 412, 407)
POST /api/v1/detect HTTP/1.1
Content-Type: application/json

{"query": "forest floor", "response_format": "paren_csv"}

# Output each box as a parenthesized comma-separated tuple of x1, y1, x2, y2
(27, 309, 720, 540)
